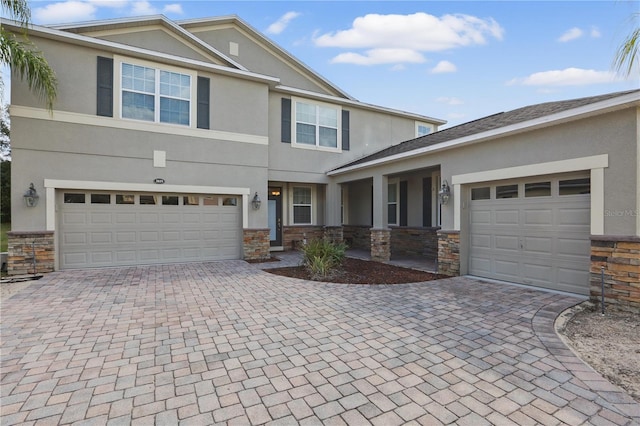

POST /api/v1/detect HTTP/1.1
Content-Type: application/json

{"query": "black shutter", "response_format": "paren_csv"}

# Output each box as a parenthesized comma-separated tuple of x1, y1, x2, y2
(96, 56, 113, 117)
(197, 77, 210, 129)
(281, 98, 291, 143)
(400, 181, 408, 226)
(342, 110, 350, 151)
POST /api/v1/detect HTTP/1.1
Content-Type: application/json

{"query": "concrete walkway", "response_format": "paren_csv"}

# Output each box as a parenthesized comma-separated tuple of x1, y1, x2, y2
(1, 260, 638, 425)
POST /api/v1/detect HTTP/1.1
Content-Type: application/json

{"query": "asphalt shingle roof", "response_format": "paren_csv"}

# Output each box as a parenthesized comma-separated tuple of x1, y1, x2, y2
(333, 89, 640, 172)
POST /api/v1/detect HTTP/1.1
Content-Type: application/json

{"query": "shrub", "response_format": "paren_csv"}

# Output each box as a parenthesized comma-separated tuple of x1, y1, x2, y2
(300, 238, 347, 280)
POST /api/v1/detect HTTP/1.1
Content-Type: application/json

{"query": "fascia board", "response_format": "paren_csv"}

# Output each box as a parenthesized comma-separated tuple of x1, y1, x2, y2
(1, 19, 279, 85)
(276, 85, 447, 125)
(327, 91, 640, 176)
(178, 16, 356, 101)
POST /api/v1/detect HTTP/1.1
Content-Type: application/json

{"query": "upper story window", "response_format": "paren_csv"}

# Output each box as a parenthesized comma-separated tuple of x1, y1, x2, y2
(293, 100, 341, 151)
(416, 123, 433, 137)
(121, 62, 191, 126)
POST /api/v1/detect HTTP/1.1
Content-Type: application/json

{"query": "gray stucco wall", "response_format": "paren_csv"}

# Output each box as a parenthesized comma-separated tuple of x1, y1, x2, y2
(334, 108, 639, 236)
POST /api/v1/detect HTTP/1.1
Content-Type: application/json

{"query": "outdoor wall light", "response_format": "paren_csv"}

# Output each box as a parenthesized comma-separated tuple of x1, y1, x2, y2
(251, 192, 262, 210)
(439, 180, 451, 205)
(23, 183, 39, 207)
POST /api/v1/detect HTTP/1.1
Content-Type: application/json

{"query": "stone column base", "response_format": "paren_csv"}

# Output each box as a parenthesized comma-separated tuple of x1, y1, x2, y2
(7, 230, 55, 275)
(590, 236, 640, 313)
(323, 226, 344, 245)
(437, 230, 460, 276)
(243, 228, 270, 261)
(370, 228, 391, 262)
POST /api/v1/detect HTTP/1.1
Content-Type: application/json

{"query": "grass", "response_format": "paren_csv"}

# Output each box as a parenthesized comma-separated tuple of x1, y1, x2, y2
(1, 222, 9, 252)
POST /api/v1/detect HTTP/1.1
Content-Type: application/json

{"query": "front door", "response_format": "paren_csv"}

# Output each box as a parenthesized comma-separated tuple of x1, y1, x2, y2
(268, 187, 282, 247)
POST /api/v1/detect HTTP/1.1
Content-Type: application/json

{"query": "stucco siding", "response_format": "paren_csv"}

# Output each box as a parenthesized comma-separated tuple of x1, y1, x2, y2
(188, 27, 336, 95)
(210, 74, 269, 136)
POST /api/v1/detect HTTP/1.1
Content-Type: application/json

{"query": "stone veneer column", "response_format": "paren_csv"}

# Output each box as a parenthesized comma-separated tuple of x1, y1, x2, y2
(437, 230, 460, 276)
(590, 236, 640, 312)
(242, 228, 270, 261)
(323, 226, 344, 245)
(7, 231, 55, 275)
(370, 228, 391, 262)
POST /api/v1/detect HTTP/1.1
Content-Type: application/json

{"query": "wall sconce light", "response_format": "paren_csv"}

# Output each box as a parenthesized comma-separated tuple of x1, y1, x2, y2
(439, 180, 451, 205)
(23, 183, 40, 207)
(251, 192, 261, 210)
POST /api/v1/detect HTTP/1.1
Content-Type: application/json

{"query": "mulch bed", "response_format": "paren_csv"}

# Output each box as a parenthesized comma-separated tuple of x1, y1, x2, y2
(265, 257, 445, 284)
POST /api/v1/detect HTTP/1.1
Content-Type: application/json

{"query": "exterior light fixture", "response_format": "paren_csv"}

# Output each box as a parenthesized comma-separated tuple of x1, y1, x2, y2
(23, 183, 40, 207)
(439, 180, 451, 205)
(251, 192, 261, 210)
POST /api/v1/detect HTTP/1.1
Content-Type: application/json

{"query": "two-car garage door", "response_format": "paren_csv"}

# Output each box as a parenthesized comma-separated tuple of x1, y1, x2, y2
(469, 174, 591, 295)
(58, 191, 242, 269)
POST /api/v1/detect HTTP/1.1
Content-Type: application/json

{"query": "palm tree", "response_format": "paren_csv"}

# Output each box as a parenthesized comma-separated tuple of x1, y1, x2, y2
(0, 0, 57, 110)
(613, 12, 639, 77)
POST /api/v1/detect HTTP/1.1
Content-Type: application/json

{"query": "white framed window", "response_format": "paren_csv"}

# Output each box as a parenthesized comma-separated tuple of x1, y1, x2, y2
(292, 186, 313, 224)
(120, 60, 193, 126)
(387, 181, 399, 226)
(293, 98, 341, 151)
(416, 122, 433, 137)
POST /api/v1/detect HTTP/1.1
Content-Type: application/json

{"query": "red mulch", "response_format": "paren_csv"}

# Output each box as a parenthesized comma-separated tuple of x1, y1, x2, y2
(265, 257, 445, 284)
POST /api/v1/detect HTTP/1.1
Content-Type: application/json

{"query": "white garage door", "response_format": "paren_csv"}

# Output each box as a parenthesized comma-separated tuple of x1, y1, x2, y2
(469, 175, 590, 295)
(59, 191, 242, 269)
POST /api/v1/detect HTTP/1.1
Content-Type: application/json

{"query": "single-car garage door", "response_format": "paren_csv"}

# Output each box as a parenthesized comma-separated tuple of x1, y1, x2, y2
(59, 191, 242, 269)
(469, 174, 590, 295)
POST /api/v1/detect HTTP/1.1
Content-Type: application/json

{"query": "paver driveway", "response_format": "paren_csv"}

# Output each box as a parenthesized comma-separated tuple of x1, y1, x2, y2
(1, 261, 639, 425)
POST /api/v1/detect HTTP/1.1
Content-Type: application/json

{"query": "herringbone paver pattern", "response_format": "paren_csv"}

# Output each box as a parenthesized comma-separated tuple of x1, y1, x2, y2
(1, 260, 638, 425)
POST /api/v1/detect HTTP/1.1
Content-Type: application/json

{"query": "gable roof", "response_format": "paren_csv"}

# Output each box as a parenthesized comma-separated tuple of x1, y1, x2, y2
(329, 89, 640, 175)
(177, 15, 355, 100)
(51, 15, 246, 70)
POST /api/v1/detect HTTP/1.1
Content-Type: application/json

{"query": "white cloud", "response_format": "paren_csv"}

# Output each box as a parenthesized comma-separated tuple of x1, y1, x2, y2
(430, 60, 457, 74)
(330, 48, 426, 66)
(266, 11, 301, 35)
(590, 26, 601, 38)
(315, 12, 503, 66)
(558, 27, 583, 42)
(86, 0, 129, 8)
(390, 64, 406, 71)
(507, 68, 618, 86)
(163, 4, 183, 15)
(131, 1, 158, 15)
(33, 1, 97, 24)
(437, 96, 464, 105)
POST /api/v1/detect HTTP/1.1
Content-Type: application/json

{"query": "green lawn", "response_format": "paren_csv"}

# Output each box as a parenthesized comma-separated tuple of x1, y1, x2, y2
(1, 222, 9, 252)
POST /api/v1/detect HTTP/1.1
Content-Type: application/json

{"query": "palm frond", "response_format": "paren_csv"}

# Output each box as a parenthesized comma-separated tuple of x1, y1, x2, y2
(612, 13, 640, 78)
(0, 29, 57, 111)
(1, 0, 31, 26)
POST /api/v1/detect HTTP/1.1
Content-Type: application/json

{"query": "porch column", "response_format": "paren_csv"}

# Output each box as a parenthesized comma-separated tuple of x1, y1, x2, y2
(371, 174, 390, 261)
(325, 181, 342, 227)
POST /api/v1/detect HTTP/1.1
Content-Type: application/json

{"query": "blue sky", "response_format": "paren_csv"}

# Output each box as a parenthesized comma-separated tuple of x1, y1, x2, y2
(2, 1, 639, 127)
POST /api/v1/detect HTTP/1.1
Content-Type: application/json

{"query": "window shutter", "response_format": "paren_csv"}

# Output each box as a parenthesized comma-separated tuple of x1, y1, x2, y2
(197, 77, 210, 130)
(342, 110, 350, 151)
(400, 181, 408, 226)
(96, 56, 113, 117)
(281, 98, 291, 143)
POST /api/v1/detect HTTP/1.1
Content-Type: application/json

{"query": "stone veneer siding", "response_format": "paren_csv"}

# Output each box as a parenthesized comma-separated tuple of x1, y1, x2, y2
(343, 225, 371, 250)
(370, 228, 391, 262)
(243, 228, 270, 261)
(323, 226, 344, 245)
(282, 226, 324, 250)
(7, 231, 55, 275)
(390, 226, 439, 258)
(590, 236, 640, 312)
(437, 230, 460, 277)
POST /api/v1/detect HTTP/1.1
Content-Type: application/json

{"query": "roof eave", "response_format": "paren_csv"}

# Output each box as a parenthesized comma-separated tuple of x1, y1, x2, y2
(328, 91, 640, 176)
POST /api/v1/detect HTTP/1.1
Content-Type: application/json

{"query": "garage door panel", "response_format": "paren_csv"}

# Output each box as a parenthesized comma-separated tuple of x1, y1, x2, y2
(59, 191, 242, 269)
(469, 176, 590, 295)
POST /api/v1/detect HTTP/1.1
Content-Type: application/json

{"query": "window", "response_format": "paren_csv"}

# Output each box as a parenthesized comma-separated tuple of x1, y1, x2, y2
(91, 194, 111, 204)
(416, 123, 432, 137)
(222, 197, 237, 206)
(293, 187, 312, 224)
(183, 196, 199, 206)
(496, 184, 518, 199)
(525, 182, 551, 197)
(471, 187, 491, 200)
(116, 194, 135, 204)
(560, 178, 590, 195)
(64, 193, 85, 203)
(140, 195, 157, 205)
(387, 183, 398, 225)
(294, 101, 339, 149)
(121, 62, 191, 126)
(162, 195, 179, 205)
(203, 196, 218, 206)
